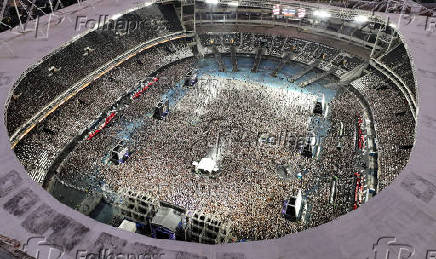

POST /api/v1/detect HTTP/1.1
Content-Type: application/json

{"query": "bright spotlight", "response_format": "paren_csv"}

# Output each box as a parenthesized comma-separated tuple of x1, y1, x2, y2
(205, 0, 219, 4)
(111, 14, 123, 20)
(354, 15, 368, 23)
(313, 10, 331, 19)
(228, 1, 239, 7)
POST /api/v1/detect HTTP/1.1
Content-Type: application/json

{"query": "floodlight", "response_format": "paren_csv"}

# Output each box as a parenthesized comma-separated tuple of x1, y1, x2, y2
(354, 15, 368, 23)
(228, 1, 239, 7)
(313, 10, 331, 19)
(111, 14, 123, 20)
(205, 0, 219, 4)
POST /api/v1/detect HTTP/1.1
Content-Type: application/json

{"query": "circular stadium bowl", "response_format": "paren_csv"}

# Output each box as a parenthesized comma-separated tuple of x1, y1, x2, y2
(0, 0, 435, 258)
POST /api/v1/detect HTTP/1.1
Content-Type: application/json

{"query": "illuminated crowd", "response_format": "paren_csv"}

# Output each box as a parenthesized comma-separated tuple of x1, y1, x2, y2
(58, 74, 367, 240)
(351, 69, 415, 190)
(11, 31, 416, 242)
(13, 40, 194, 184)
(6, 3, 183, 134)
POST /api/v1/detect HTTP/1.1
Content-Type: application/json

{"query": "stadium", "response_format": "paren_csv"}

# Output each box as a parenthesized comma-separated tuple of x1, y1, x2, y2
(0, 0, 434, 258)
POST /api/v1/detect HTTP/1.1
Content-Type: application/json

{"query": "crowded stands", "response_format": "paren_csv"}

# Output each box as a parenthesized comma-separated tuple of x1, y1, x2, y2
(8, 16, 416, 243)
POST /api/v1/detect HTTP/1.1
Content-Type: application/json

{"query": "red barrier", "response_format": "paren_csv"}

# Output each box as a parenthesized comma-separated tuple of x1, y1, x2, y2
(88, 77, 159, 140)
(357, 118, 365, 150)
(88, 112, 116, 140)
(353, 172, 364, 210)
(104, 112, 116, 126)
(132, 78, 159, 99)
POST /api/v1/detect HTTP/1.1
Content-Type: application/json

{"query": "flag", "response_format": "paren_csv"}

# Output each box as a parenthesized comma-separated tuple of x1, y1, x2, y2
(273, 4, 281, 15)
(283, 8, 296, 17)
(297, 8, 306, 18)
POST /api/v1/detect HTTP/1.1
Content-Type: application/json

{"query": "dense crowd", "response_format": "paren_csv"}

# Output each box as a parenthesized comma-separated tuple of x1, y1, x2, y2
(10, 31, 416, 242)
(199, 32, 366, 83)
(13, 40, 194, 184)
(200, 32, 349, 65)
(240, 33, 256, 53)
(380, 43, 416, 97)
(53, 71, 369, 241)
(351, 69, 415, 190)
(7, 3, 183, 134)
